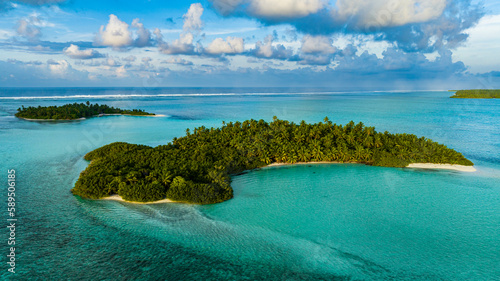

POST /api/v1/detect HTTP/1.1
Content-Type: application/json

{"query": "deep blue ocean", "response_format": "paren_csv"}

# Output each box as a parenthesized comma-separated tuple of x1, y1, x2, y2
(0, 88, 499, 280)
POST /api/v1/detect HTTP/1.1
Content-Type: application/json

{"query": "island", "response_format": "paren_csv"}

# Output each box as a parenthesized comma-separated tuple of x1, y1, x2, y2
(72, 117, 474, 205)
(15, 101, 155, 120)
(450, 89, 500, 98)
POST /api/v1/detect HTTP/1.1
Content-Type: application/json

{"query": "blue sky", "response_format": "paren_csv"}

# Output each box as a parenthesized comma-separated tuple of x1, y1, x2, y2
(0, 0, 499, 89)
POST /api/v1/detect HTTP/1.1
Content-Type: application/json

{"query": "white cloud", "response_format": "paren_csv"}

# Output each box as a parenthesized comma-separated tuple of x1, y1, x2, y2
(301, 35, 336, 54)
(115, 65, 127, 77)
(252, 34, 294, 59)
(205, 36, 244, 55)
(183, 3, 204, 32)
(249, 0, 325, 18)
(63, 44, 104, 59)
(95, 15, 153, 48)
(453, 14, 500, 73)
(156, 4, 204, 55)
(15, 14, 46, 40)
(132, 18, 151, 47)
(158, 32, 195, 54)
(96, 14, 132, 48)
(122, 55, 136, 62)
(161, 57, 194, 66)
(104, 58, 120, 67)
(211, 0, 324, 18)
(336, 0, 447, 27)
(47, 59, 70, 77)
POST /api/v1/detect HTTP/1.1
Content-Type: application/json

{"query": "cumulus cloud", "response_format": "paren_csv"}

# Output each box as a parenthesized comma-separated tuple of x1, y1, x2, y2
(210, 0, 324, 19)
(295, 35, 337, 65)
(132, 18, 152, 47)
(335, 0, 446, 28)
(251, 34, 294, 60)
(249, 0, 324, 19)
(300, 35, 335, 54)
(205, 36, 244, 55)
(95, 15, 152, 48)
(211, 0, 484, 53)
(47, 59, 69, 75)
(157, 3, 204, 55)
(183, 3, 204, 32)
(157, 30, 196, 54)
(63, 44, 104, 59)
(95, 14, 133, 48)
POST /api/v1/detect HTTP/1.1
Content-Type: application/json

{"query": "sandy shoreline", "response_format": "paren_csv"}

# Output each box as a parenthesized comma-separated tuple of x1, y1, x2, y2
(406, 163, 476, 172)
(266, 161, 476, 172)
(100, 162, 475, 205)
(266, 161, 342, 167)
(101, 194, 176, 204)
(19, 117, 86, 121)
(18, 113, 166, 121)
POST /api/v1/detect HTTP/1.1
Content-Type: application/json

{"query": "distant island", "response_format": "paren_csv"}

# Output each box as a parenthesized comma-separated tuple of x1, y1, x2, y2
(72, 117, 474, 204)
(15, 102, 155, 120)
(451, 89, 500, 98)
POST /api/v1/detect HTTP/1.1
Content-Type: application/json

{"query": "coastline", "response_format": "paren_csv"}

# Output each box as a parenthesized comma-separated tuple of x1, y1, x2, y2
(406, 163, 476, 172)
(266, 161, 343, 167)
(17, 113, 166, 121)
(266, 161, 476, 172)
(98, 161, 476, 205)
(100, 194, 176, 204)
(19, 117, 86, 121)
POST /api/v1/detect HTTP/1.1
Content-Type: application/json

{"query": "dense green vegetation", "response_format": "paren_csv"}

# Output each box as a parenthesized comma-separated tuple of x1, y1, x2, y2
(451, 89, 500, 98)
(72, 118, 473, 204)
(15, 101, 154, 120)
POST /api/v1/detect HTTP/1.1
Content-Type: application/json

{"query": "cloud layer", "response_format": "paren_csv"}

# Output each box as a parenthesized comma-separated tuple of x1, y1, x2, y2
(211, 0, 483, 53)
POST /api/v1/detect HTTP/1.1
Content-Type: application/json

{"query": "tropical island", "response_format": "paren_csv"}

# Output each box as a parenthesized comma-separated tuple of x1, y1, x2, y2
(15, 102, 155, 120)
(450, 89, 500, 98)
(72, 117, 474, 204)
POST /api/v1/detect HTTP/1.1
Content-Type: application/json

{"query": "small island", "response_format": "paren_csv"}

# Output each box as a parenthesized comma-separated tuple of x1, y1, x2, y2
(72, 117, 474, 205)
(15, 101, 155, 120)
(450, 89, 500, 98)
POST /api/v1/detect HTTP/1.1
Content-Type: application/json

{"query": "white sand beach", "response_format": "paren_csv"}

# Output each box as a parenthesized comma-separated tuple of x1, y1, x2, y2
(19, 113, 165, 121)
(266, 161, 476, 172)
(101, 194, 176, 204)
(406, 163, 476, 172)
(266, 161, 342, 167)
(19, 117, 86, 121)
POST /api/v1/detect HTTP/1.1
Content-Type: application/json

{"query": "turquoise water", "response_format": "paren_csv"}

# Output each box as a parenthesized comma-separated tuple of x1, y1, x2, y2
(0, 89, 499, 280)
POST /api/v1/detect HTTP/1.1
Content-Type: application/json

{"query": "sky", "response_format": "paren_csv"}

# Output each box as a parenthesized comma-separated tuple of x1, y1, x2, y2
(0, 0, 499, 89)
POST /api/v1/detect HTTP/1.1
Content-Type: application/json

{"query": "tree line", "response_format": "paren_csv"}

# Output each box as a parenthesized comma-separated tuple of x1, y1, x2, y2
(15, 101, 154, 120)
(72, 117, 473, 204)
(451, 90, 500, 98)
